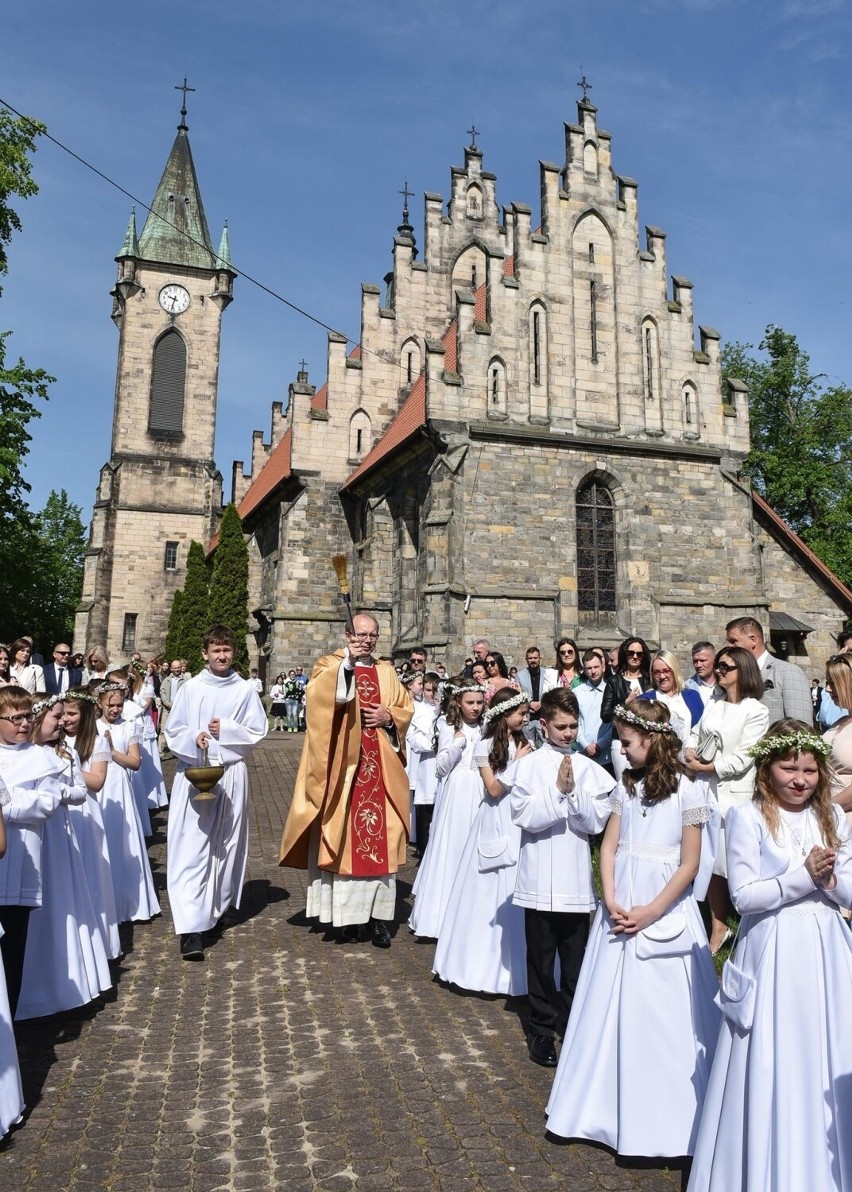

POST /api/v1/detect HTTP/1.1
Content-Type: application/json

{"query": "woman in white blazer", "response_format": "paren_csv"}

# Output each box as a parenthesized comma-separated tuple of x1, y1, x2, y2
(684, 645, 769, 953)
(8, 638, 44, 694)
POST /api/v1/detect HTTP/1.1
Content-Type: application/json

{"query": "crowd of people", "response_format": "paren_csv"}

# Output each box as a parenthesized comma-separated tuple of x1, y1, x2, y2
(3, 615, 852, 1187)
(0, 624, 266, 1141)
(279, 614, 852, 1188)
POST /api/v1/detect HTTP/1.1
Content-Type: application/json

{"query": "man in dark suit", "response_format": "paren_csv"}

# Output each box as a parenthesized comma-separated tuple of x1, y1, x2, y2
(43, 643, 83, 695)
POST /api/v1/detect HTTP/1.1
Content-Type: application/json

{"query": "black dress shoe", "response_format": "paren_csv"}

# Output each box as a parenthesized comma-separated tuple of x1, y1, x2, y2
(367, 918, 392, 948)
(527, 1034, 558, 1067)
(341, 924, 366, 943)
(180, 932, 204, 960)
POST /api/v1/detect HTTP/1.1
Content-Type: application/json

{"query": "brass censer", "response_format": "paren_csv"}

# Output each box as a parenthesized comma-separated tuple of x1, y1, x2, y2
(184, 744, 224, 801)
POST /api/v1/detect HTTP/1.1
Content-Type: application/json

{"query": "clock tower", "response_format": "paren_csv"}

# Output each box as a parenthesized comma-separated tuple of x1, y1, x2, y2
(75, 101, 235, 659)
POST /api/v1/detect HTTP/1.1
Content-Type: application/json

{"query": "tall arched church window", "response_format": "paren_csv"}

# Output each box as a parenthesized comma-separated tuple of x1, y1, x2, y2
(401, 338, 421, 387)
(149, 330, 186, 436)
(349, 409, 372, 461)
(487, 358, 507, 416)
(528, 301, 549, 420)
(576, 479, 616, 614)
(641, 316, 663, 431)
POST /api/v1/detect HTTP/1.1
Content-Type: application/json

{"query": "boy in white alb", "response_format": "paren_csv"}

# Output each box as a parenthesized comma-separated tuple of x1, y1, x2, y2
(166, 625, 267, 961)
(510, 687, 615, 1067)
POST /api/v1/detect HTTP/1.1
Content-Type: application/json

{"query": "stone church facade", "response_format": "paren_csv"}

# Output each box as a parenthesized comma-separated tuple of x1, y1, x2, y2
(233, 98, 850, 675)
(77, 97, 851, 674)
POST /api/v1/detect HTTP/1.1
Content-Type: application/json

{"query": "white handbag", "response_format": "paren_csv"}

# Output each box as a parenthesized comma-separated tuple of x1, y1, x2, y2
(715, 916, 756, 1031)
(628, 795, 691, 961)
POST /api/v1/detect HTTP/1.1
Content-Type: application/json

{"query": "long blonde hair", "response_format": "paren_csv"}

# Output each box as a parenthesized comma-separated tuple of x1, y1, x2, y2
(753, 718, 839, 849)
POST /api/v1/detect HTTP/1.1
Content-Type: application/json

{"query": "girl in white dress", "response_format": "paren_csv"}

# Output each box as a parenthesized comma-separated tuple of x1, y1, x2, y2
(433, 688, 531, 994)
(409, 673, 440, 858)
(0, 798, 24, 1138)
(62, 692, 121, 960)
(130, 662, 168, 813)
(547, 700, 720, 1158)
(688, 720, 852, 1192)
(94, 682, 159, 924)
(17, 695, 112, 1019)
(408, 678, 485, 938)
(106, 668, 152, 837)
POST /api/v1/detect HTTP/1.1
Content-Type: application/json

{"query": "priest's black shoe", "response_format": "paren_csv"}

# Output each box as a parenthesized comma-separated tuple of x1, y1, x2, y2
(340, 924, 366, 943)
(527, 1033, 557, 1067)
(367, 918, 392, 948)
(180, 932, 204, 960)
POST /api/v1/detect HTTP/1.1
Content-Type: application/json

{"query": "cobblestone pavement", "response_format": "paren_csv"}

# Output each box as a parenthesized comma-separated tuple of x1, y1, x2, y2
(3, 736, 688, 1191)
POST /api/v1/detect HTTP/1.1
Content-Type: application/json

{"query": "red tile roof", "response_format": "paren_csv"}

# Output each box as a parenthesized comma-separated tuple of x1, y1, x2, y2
(342, 374, 426, 491)
(236, 428, 293, 522)
(503, 255, 515, 276)
(474, 282, 486, 322)
(443, 318, 458, 373)
(752, 491, 852, 610)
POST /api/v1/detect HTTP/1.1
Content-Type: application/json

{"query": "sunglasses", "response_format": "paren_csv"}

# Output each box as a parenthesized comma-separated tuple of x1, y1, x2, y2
(714, 662, 738, 675)
(626, 650, 644, 658)
(485, 659, 499, 667)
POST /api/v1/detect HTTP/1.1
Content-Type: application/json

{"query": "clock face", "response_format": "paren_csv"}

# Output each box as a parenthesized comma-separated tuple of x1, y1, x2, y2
(159, 284, 190, 314)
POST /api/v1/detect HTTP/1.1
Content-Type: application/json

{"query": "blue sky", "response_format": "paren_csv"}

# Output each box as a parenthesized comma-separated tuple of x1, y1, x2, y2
(4, 0, 852, 521)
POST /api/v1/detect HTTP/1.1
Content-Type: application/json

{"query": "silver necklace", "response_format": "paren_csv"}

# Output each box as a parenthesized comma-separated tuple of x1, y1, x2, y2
(781, 806, 812, 857)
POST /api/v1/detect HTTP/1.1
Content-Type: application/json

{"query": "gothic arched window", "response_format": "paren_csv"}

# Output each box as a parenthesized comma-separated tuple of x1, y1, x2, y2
(576, 479, 616, 613)
(149, 330, 186, 437)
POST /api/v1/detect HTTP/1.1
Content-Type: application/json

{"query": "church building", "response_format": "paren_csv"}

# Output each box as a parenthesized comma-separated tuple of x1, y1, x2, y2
(232, 96, 851, 674)
(76, 93, 852, 673)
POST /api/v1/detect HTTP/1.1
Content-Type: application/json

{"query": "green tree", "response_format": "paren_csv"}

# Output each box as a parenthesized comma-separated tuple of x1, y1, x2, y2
(207, 504, 250, 673)
(164, 588, 184, 661)
(722, 325, 852, 586)
(177, 541, 210, 675)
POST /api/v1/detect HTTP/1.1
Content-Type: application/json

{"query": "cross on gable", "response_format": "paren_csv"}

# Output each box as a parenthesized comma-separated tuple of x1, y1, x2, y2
(577, 72, 592, 102)
(467, 122, 480, 150)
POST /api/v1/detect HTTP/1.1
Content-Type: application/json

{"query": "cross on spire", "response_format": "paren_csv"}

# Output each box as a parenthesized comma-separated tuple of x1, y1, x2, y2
(299, 359, 308, 374)
(399, 179, 414, 221)
(467, 122, 480, 150)
(577, 71, 592, 102)
(175, 77, 196, 128)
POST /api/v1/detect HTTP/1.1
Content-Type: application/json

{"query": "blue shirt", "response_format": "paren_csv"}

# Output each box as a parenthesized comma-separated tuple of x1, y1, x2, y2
(576, 680, 613, 763)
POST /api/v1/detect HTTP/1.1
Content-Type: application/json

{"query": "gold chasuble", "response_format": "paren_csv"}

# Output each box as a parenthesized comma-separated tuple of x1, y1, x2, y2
(279, 652, 414, 877)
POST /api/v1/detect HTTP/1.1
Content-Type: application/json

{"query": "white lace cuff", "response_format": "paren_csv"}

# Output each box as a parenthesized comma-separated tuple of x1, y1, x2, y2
(682, 804, 711, 826)
(0, 777, 10, 809)
(606, 793, 623, 814)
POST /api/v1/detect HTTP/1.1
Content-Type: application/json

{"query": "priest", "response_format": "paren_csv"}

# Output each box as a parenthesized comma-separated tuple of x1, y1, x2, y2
(279, 612, 413, 947)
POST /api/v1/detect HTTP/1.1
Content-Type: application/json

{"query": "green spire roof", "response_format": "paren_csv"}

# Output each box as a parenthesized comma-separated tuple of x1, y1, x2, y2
(117, 207, 140, 258)
(139, 126, 215, 269)
(215, 221, 234, 271)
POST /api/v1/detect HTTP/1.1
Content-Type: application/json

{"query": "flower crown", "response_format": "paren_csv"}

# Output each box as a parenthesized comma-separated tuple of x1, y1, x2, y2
(446, 682, 488, 695)
(96, 682, 127, 696)
(613, 703, 679, 735)
(748, 730, 831, 763)
(32, 693, 65, 715)
(66, 690, 98, 705)
(481, 690, 530, 724)
(129, 659, 145, 674)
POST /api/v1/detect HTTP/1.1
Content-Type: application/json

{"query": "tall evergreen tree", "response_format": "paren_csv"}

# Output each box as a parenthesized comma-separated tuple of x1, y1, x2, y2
(208, 504, 250, 673)
(164, 588, 184, 661)
(178, 540, 210, 675)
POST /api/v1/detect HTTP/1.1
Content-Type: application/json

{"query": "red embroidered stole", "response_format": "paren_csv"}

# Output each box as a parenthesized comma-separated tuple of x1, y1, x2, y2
(349, 664, 390, 876)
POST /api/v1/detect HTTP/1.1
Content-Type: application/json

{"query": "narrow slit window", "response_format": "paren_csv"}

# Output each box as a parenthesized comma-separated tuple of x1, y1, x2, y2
(590, 280, 598, 363)
(163, 541, 178, 571)
(533, 311, 541, 385)
(122, 613, 138, 653)
(645, 327, 654, 399)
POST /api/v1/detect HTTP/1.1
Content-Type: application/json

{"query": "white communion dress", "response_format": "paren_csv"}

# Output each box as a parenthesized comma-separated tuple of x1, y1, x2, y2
(408, 721, 482, 938)
(433, 737, 527, 995)
(688, 801, 852, 1191)
(65, 734, 121, 959)
(546, 775, 721, 1157)
(96, 717, 160, 923)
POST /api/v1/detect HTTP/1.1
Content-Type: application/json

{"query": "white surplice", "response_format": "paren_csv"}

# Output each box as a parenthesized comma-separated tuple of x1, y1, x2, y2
(165, 669, 267, 935)
(0, 925, 23, 1140)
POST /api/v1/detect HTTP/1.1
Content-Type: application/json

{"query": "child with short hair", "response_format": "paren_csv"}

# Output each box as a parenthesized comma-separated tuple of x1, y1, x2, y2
(510, 686, 615, 1067)
(165, 625, 267, 961)
(0, 686, 63, 1019)
(546, 700, 720, 1156)
(689, 719, 852, 1190)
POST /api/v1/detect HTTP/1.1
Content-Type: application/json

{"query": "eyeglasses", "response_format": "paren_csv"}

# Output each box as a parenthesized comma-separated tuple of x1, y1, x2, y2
(714, 662, 738, 675)
(55, 650, 70, 656)
(559, 647, 575, 655)
(0, 713, 35, 725)
(350, 632, 378, 641)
